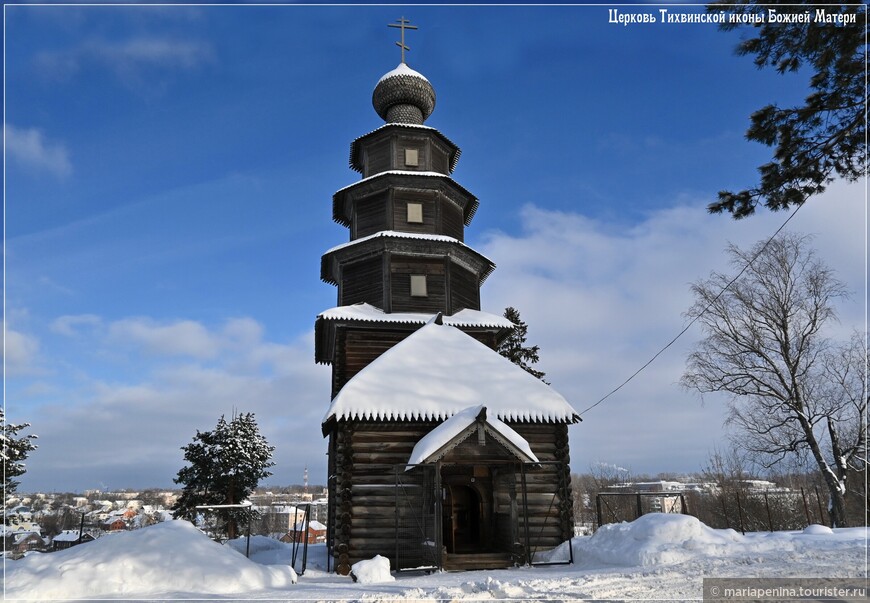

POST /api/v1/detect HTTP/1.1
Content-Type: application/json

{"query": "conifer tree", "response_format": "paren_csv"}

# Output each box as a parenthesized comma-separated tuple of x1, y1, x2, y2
(708, 1, 866, 218)
(498, 307, 547, 382)
(173, 412, 275, 540)
(1, 408, 38, 503)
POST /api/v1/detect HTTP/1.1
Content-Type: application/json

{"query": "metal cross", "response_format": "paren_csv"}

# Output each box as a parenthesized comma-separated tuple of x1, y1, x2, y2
(388, 17, 417, 64)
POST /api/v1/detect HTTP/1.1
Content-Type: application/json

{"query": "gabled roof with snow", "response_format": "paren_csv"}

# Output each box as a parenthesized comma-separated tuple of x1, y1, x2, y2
(293, 520, 327, 531)
(323, 322, 580, 425)
(52, 530, 85, 542)
(406, 405, 539, 468)
(317, 303, 513, 329)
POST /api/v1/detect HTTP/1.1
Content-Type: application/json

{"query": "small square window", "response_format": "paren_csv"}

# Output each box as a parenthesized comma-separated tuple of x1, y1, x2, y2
(404, 148, 419, 167)
(407, 202, 423, 224)
(410, 274, 428, 297)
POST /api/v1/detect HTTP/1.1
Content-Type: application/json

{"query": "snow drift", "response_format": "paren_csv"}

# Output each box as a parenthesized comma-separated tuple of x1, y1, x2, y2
(4, 520, 297, 599)
(539, 513, 864, 570)
(571, 512, 742, 566)
(3, 513, 865, 601)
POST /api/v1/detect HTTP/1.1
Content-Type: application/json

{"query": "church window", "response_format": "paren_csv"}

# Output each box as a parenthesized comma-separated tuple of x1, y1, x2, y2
(410, 274, 428, 297)
(404, 148, 419, 167)
(407, 202, 423, 224)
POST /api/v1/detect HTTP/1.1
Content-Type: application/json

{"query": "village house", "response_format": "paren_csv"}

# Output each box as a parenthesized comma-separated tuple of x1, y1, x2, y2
(51, 530, 97, 551)
(5, 531, 46, 556)
(281, 520, 328, 545)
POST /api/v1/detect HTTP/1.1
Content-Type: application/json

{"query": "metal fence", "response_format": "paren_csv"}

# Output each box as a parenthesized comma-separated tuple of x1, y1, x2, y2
(523, 462, 574, 567)
(595, 492, 689, 527)
(394, 464, 440, 571)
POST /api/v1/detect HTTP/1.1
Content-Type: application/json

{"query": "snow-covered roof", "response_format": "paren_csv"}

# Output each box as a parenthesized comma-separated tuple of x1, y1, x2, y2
(323, 322, 579, 424)
(335, 170, 461, 195)
(407, 405, 539, 468)
(317, 303, 514, 330)
(293, 520, 327, 531)
(52, 530, 84, 542)
(324, 230, 480, 257)
(14, 532, 44, 545)
(378, 62, 429, 84)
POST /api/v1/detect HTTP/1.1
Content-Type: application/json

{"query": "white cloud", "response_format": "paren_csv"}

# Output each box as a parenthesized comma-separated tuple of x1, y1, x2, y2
(109, 38, 213, 69)
(13, 315, 330, 491)
(3, 327, 42, 377)
(478, 180, 865, 474)
(34, 37, 214, 91)
(5, 124, 72, 178)
(51, 314, 102, 337)
(108, 318, 221, 359)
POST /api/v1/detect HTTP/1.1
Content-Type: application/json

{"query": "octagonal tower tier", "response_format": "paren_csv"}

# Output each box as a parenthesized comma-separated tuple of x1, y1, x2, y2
(316, 61, 510, 388)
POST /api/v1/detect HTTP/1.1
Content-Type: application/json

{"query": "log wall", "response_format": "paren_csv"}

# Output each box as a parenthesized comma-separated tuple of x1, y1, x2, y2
(325, 419, 574, 574)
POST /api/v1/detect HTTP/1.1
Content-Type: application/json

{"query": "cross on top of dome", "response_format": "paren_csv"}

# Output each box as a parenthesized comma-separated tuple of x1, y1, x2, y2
(388, 17, 417, 65)
(373, 18, 436, 124)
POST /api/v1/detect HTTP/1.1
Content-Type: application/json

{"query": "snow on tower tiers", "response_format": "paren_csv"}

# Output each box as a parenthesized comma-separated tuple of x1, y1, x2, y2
(372, 63, 436, 125)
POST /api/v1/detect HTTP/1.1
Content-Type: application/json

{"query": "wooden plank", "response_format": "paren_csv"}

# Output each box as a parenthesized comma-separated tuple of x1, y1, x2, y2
(363, 138, 391, 177)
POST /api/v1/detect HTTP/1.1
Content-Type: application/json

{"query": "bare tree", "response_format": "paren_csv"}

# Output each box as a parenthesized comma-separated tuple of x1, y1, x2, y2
(819, 332, 868, 524)
(681, 232, 862, 527)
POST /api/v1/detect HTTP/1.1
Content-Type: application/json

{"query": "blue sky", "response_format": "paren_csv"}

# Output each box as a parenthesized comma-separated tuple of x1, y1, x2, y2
(5, 4, 865, 493)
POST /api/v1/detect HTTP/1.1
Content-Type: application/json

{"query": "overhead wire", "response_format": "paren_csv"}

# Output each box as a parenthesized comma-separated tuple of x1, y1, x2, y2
(578, 201, 806, 416)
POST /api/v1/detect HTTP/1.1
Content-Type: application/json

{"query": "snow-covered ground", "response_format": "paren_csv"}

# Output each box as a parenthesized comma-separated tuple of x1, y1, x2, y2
(4, 514, 866, 601)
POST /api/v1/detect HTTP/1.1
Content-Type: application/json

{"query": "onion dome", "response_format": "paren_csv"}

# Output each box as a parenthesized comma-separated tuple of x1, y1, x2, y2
(372, 63, 436, 125)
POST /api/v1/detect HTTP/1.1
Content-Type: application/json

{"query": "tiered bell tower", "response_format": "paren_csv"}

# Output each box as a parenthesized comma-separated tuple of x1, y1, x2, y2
(315, 23, 511, 399)
(315, 21, 576, 576)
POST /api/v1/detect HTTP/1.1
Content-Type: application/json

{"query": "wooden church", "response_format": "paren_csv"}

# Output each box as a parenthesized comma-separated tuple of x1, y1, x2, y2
(316, 21, 580, 574)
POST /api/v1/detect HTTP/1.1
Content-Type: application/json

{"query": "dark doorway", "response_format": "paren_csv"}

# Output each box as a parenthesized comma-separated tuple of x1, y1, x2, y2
(444, 484, 482, 553)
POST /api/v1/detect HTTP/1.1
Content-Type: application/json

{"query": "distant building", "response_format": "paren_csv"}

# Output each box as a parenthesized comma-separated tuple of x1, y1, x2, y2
(9, 532, 46, 555)
(52, 530, 96, 551)
(281, 520, 327, 545)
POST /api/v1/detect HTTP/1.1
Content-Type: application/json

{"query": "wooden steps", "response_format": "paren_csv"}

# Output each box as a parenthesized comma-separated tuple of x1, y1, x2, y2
(442, 552, 513, 571)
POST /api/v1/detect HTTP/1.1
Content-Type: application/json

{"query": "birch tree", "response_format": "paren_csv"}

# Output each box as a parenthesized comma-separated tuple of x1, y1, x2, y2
(681, 232, 863, 526)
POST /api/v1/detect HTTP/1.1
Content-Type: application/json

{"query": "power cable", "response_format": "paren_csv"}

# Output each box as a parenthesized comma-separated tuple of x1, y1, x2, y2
(578, 202, 806, 416)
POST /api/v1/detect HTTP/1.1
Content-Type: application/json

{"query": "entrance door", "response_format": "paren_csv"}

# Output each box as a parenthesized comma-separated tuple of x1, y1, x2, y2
(444, 484, 482, 553)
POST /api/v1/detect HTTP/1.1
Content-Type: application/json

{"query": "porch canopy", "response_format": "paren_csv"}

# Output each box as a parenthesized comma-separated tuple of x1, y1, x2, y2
(406, 404, 540, 468)
(322, 320, 580, 429)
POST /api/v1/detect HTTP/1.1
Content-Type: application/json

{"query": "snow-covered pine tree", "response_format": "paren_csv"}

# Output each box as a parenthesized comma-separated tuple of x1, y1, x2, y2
(498, 306, 547, 383)
(173, 412, 275, 539)
(1, 407, 38, 504)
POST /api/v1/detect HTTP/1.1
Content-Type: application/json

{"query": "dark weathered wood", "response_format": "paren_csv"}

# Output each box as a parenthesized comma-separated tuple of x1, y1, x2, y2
(392, 193, 436, 234)
(440, 200, 464, 242)
(450, 265, 480, 312)
(394, 137, 427, 171)
(339, 256, 384, 307)
(350, 124, 460, 177)
(353, 192, 389, 239)
(364, 137, 391, 176)
(333, 172, 478, 229)
(430, 139, 451, 176)
(391, 272, 446, 314)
